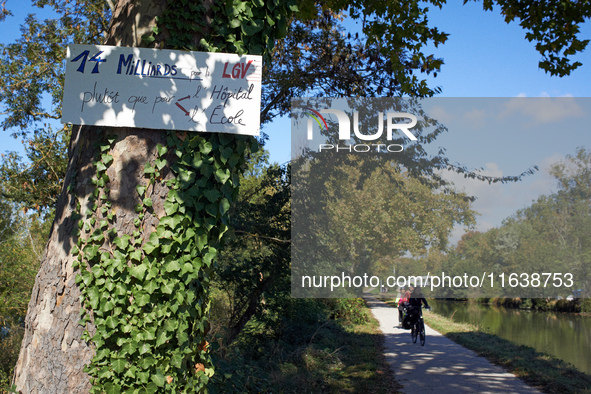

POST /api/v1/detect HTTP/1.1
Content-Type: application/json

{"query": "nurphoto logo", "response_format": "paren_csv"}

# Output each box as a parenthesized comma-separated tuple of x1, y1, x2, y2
(304, 107, 418, 153)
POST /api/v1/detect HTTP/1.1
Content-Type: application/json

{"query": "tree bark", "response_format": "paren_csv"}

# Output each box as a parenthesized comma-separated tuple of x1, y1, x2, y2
(13, 0, 173, 391)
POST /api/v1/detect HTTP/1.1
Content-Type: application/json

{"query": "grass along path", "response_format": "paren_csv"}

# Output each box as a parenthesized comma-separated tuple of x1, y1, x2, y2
(423, 308, 591, 393)
(210, 298, 401, 393)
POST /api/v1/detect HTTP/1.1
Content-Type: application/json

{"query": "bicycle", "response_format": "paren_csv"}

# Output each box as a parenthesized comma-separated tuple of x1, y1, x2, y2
(410, 307, 429, 346)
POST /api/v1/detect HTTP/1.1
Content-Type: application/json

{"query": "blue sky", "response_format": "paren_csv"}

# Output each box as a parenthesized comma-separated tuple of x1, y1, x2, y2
(1, 1, 590, 241)
(266, 2, 591, 166)
(281, 2, 590, 240)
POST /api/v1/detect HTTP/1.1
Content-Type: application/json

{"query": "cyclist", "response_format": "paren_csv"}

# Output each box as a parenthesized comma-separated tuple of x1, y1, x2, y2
(397, 287, 411, 327)
(407, 286, 430, 327)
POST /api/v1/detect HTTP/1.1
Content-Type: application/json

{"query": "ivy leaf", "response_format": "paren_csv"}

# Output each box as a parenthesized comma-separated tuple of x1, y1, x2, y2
(144, 163, 155, 175)
(156, 328, 172, 347)
(191, 152, 203, 168)
(88, 286, 100, 309)
(146, 266, 159, 281)
(138, 342, 151, 355)
(83, 244, 100, 261)
(145, 382, 159, 394)
(114, 282, 127, 297)
(155, 158, 167, 170)
(171, 352, 184, 369)
(241, 19, 264, 35)
(100, 298, 115, 312)
(215, 168, 231, 184)
(156, 143, 168, 157)
(105, 315, 119, 329)
(219, 147, 233, 163)
(145, 280, 159, 295)
(161, 280, 175, 294)
(91, 265, 104, 278)
(113, 234, 131, 250)
(112, 358, 127, 374)
(97, 366, 113, 379)
(143, 326, 157, 341)
(136, 185, 146, 197)
(205, 203, 219, 217)
(163, 201, 179, 216)
(196, 233, 207, 251)
(203, 251, 217, 267)
(200, 141, 213, 154)
(101, 154, 114, 166)
(103, 382, 122, 394)
(95, 348, 111, 361)
(136, 291, 151, 307)
(139, 357, 157, 370)
(152, 371, 167, 387)
(218, 133, 233, 146)
(220, 198, 231, 215)
(164, 318, 178, 332)
(138, 371, 150, 385)
(124, 365, 137, 379)
(229, 18, 241, 29)
(130, 249, 142, 262)
(177, 329, 189, 345)
(203, 189, 220, 203)
(165, 260, 181, 273)
(143, 242, 158, 255)
(179, 170, 196, 184)
(96, 161, 107, 172)
(130, 264, 147, 280)
(181, 262, 194, 275)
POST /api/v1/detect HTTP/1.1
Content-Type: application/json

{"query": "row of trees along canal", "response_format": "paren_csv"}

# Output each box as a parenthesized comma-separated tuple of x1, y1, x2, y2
(0, 0, 589, 392)
(399, 148, 591, 307)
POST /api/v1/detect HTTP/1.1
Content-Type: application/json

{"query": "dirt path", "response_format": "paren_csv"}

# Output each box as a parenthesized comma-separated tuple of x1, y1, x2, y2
(366, 296, 541, 393)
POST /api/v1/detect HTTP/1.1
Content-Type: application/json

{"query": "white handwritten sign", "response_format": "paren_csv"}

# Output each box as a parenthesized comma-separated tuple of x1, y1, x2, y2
(62, 44, 262, 136)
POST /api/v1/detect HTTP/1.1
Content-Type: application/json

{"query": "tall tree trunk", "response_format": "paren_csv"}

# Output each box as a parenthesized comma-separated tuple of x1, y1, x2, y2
(13, 1, 174, 391)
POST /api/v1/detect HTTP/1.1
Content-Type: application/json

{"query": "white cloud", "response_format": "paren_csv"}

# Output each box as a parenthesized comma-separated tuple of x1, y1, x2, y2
(462, 108, 488, 129)
(427, 105, 453, 125)
(499, 96, 584, 126)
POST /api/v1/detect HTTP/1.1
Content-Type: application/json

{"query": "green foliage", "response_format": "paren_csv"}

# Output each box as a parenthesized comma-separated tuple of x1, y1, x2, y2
(261, 5, 446, 123)
(415, 147, 591, 299)
(468, 0, 591, 76)
(73, 131, 254, 392)
(0, 208, 48, 327)
(0, 0, 109, 133)
(263, 0, 591, 122)
(292, 137, 477, 297)
(0, 202, 49, 392)
(214, 148, 291, 344)
(325, 298, 370, 325)
(0, 324, 25, 392)
(149, 0, 297, 60)
(0, 127, 68, 216)
(0, 0, 111, 214)
(209, 298, 395, 393)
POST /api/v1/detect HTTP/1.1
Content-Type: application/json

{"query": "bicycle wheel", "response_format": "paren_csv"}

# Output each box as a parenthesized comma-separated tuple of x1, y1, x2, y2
(419, 320, 425, 346)
(411, 324, 418, 343)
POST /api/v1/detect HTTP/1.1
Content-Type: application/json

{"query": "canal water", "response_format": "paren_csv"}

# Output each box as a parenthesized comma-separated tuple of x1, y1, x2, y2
(428, 299, 591, 375)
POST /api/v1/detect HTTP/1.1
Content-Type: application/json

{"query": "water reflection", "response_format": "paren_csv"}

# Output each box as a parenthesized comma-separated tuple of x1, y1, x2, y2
(429, 300, 591, 374)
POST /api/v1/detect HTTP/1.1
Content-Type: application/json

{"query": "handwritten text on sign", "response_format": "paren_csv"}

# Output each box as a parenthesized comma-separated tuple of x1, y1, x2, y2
(62, 44, 262, 136)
